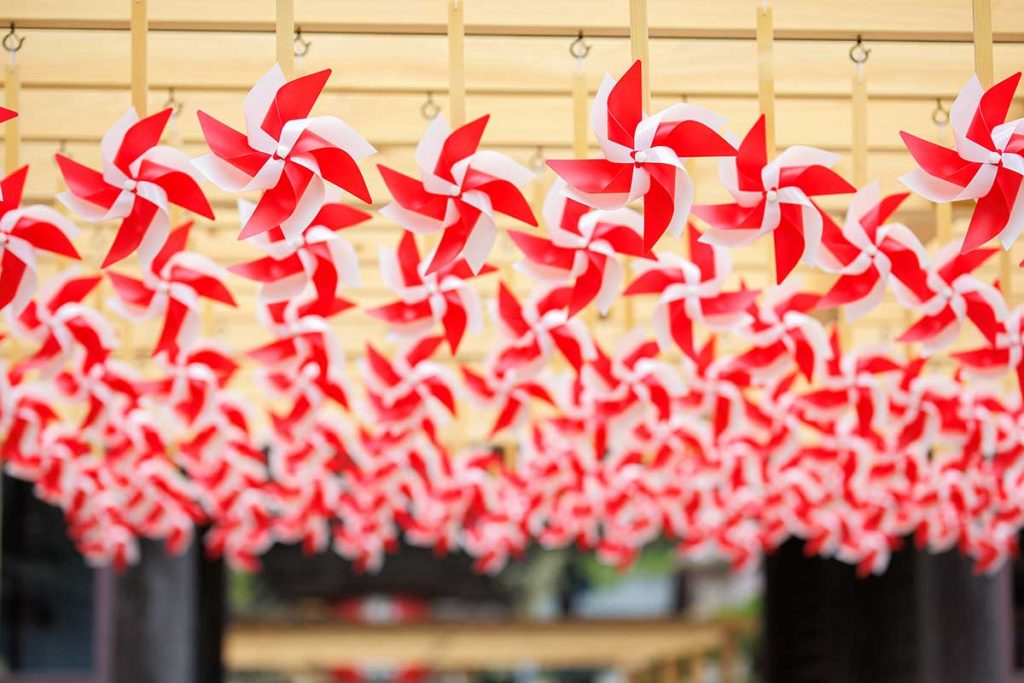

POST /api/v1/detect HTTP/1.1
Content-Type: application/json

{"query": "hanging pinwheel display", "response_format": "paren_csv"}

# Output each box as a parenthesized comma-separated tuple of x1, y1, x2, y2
(7, 61, 1024, 581)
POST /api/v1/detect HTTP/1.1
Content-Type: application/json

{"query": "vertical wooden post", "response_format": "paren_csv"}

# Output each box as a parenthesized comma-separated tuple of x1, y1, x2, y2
(4, 53, 19, 173)
(851, 70, 868, 187)
(276, 0, 295, 79)
(972, 0, 1011, 297)
(756, 3, 776, 158)
(572, 59, 589, 160)
(629, 0, 650, 113)
(447, 0, 466, 128)
(756, 2, 777, 284)
(658, 658, 678, 683)
(131, 0, 147, 116)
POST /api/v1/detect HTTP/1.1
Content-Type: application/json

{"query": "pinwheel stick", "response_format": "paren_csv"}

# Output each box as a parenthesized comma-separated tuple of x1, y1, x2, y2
(4, 43, 19, 173)
(572, 52, 588, 160)
(447, 0, 466, 127)
(276, 0, 295, 79)
(130, 0, 147, 116)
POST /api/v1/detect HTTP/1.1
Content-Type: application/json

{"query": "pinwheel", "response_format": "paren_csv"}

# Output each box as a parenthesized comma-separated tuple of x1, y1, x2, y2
(897, 241, 1006, 353)
(900, 73, 1024, 253)
(578, 334, 684, 425)
(247, 316, 351, 439)
(141, 344, 239, 429)
(815, 182, 932, 320)
(361, 336, 459, 439)
(509, 184, 647, 316)
(459, 363, 556, 436)
(106, 221, 237, 357)
(378, 114, 537, 274)
(0, 166, 81, 314)
(7, 271, 115, 378)
(366, 231, 494, 354)
(732, 281, 832, 382)
(624, 223, 759, 359)
(194, 66, 375, 241)
(491, 284, 595, 376)
(695, 115, 856, 283)
(547, 60, 736, 250)
(229, 197, 369, 313)
(952, 306, 1024, 399)
(56, 108, 214, 268)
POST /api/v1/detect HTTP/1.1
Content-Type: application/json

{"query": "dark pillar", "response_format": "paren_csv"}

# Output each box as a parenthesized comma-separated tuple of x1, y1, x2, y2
(763, 539, 1014, 683)
(112, 538, 225, 683)
(916, 550, 1013, 683)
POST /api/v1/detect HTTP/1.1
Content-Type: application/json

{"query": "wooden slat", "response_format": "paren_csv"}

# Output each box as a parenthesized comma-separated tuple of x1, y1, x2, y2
(130, 0, 146, 115)
(6, 0, 1024, 41)
(224, 619, 726, 672)
(8, 30, 1024, 100)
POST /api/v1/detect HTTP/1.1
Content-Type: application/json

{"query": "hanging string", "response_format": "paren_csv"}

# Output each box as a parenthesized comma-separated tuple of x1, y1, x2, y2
(570, 31, 590, 160)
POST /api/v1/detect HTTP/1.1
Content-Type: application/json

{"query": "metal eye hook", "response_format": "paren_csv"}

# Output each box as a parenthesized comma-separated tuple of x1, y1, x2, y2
(849, 34, 871, 65)
(162, 88, 184, 118)
(421, 92, 441, 120)
(3, 23, 25, 53)
(569, 31, 591, 60)
(294, 28, 311, 58)
(932, 98, 950, 127)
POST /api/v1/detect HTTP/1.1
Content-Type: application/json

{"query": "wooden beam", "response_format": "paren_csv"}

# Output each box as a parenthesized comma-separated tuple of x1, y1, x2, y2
(224, 619, 726, 672)
(6, 0, 1024, 43)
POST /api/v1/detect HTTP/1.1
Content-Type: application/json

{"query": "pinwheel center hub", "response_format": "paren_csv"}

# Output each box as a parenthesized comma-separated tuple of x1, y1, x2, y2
(155, 280, 170, 293)
(122, 179, 138, 192)
(274, 142, 291, 160)
(632, 150, 648, 164)
(765, 189, 779, 203)
(987, 151, 1002, 165)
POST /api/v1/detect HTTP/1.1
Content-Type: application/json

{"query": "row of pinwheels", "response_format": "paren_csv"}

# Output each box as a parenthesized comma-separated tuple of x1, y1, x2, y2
(2, 60, 1024, 576)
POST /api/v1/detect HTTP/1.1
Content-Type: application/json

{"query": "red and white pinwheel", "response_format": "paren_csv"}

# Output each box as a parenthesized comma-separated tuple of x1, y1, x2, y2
(0, 166, 81, 314)
(56, 108, 214, 267)
(367, 231, 494, 354)
(460, 363, 556, 436)
(378, 114, 537, 274)
(194, 66, 375, 241)
(897, 241, 1005, 353)
(509, 184, 647, 316)
(900, 73, 1024, 253)
(732, 282, 832, 382)
(547, 60, 736, 250)
(361, 336, 459, 439)
(8, 271, 115, 378)
(229, 197, 369, 313)
(142, 344, 239, 430)
(816, 182, 931, 320)
(952, 305, 1024, 399)
(107, 221, 237, 357)
(491, 284, 595, 376)
(695, 115, 856, 283)
(624, 223, 758, 359)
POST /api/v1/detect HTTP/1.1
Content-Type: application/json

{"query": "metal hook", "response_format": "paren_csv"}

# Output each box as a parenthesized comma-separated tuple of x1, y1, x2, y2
(293, 28, 311, 58)
(420, 92, 441, 120)
(932, 98, 950, 127)
(2, 23, 25, 53)
(848, 34, 870, 64)
(569, 31, 591, 60)
(162, 88, 184, 117)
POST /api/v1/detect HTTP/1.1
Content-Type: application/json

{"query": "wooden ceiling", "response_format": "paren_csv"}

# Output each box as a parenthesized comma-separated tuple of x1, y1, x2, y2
(0, 1, 1017, 442)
